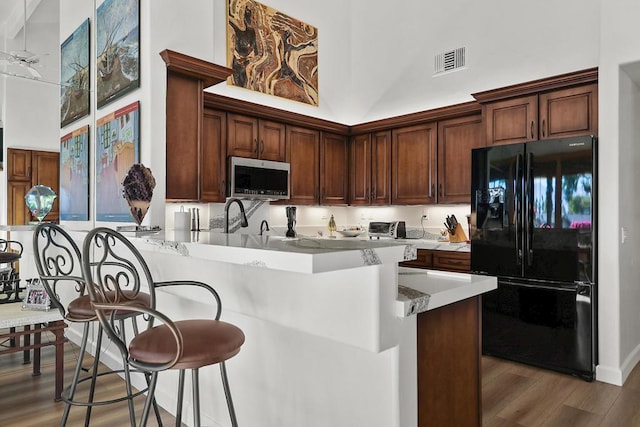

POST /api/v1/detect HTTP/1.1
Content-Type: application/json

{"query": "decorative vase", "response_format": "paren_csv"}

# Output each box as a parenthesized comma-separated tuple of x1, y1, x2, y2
(122, 164, 156, 226)
(24, 185, 57, 223)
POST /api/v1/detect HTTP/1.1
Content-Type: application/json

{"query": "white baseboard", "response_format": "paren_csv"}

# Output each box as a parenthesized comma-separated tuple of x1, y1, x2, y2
(596, 342, 640, 386)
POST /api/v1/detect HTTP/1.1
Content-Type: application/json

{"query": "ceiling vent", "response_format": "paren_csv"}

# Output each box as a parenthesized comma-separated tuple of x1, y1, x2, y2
(434, 47, 466, 74)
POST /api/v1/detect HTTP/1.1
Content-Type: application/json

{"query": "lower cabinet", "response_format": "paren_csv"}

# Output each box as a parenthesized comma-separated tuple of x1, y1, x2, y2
(417, 296, 481, 426)
(400, 248, 470, 272)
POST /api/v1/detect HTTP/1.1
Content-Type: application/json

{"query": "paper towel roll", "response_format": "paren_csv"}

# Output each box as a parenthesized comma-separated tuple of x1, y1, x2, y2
(174, 211, 191, 230)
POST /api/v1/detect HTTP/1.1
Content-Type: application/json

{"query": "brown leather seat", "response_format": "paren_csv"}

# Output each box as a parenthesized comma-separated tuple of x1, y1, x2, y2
(129, 319, 245, 370)
(0, 252, 20, 263)
(67, 291, 151, 321)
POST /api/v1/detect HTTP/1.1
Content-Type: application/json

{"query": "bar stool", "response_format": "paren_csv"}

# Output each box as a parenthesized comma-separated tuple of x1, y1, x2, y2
(33, 223, 160, 427)
(0, 238, 23, 302)
(82, 227, 244, 427)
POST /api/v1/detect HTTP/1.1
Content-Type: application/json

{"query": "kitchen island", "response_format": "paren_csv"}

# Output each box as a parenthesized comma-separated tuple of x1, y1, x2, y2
(119, 231, 495, 427)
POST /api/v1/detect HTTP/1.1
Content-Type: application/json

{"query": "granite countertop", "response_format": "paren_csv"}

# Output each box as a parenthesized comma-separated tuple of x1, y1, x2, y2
(395, 266, 496, 317)
(0, 302, 63, 328)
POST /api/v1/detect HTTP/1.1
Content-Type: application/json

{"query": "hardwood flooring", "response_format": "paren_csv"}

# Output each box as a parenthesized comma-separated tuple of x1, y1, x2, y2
(482, 355, 640, 426)
(0, 336, 179, 426)
(3, 330, 640, 426)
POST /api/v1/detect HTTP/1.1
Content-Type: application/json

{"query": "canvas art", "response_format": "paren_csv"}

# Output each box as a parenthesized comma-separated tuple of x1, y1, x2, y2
(96, 101, 140, 222)
(60, 125, 90, 221)
(96, 0, 140, 108)
(60, 18, 90, 127)
(227, 0, 318, 106)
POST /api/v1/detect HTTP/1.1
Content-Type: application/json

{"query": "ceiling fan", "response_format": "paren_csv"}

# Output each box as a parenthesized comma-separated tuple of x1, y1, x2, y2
(0, 0, 48, 80)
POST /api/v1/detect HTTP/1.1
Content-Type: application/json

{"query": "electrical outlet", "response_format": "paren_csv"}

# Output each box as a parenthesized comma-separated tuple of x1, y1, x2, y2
(422, 209, 429, 221)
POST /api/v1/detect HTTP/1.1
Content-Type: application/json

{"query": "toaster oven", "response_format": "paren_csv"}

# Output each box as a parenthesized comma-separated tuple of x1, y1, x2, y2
(367, 221, 406, 239)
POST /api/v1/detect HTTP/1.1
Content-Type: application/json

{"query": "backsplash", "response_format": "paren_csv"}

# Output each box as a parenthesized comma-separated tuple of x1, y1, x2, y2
(165, 201, 471, 238)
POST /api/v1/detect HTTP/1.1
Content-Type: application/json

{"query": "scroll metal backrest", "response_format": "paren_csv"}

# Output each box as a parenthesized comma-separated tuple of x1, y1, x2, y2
(82, 228, 157, 347)
(33, 223, 84, 317)
(0, 239, 23, 256)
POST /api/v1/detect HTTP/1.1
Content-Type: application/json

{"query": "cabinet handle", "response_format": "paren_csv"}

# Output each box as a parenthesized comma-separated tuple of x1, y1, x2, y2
(542, 119, 546, 138)
(431, 184, 435, 196)
(530, 121, 534, 139)
(254, 139, 258, 153)
(439, 183, 442, 197)
(260, 141, 265, 154)
(372, 188, 376, 201)
(221, 179, 226, 196)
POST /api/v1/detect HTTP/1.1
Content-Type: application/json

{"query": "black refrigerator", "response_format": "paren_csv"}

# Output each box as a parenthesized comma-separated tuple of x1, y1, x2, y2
(471, 135, 597, 381)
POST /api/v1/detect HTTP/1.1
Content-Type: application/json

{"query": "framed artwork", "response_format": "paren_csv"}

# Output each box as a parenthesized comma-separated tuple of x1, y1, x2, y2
(22, 279, 51, 311)
(227, 0, 318, 106)
(61, 18, 90, 127)
(60, 125, 90, 221)
(96, 101, 140, 222)
(96, 0, 140, 108)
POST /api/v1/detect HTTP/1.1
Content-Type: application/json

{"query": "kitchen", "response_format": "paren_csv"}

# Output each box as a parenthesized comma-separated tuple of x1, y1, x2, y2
(1, 0, 640, 425)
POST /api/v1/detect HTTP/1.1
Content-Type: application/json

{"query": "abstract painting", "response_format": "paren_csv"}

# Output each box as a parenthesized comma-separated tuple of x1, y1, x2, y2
(95, 101, 140, 222)
(60, 18, 90, 127)
(227, 0, 318, 106)
(60, 125, 90, 221)
(96, 0, 140, 108)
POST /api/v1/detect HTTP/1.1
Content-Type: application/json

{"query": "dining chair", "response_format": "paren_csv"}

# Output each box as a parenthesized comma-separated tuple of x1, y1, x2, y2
(82, 227, 245, 427)
(33, 223, 160, 426)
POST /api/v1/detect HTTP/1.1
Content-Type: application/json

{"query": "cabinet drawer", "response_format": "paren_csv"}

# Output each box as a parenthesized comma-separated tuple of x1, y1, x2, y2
(432, 252, 470, 272)
(399, 249, 433, 269)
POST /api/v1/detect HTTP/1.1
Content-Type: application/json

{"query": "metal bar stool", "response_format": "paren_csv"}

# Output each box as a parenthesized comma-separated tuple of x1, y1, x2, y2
(82, 227, 244, 427)
(33, 223, 161, 426)
(0, 238, 24, 303)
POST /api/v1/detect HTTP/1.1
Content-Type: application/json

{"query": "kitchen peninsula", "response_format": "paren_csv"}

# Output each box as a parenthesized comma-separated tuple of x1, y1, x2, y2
(119, 230, 496, 427)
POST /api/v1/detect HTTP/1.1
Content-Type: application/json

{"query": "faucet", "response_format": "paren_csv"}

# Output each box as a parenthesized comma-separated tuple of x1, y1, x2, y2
(224, 198, 248, 233)
(260, 220, 270, 236)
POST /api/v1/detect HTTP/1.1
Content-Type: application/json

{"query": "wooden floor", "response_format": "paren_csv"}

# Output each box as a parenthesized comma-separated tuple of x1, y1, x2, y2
(3, 332, 640, 426)
(482, 355, 640, 426)
(0, 336, 179, 426)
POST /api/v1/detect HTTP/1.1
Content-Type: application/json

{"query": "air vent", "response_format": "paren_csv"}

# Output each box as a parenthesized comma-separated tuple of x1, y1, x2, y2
(434, 47, 466, 74)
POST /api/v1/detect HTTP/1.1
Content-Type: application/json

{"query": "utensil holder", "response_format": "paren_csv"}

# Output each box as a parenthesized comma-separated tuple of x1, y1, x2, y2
(448, 223, 468, 243)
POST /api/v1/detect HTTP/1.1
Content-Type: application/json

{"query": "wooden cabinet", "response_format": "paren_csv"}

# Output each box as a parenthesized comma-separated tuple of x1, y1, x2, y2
(474, 69, 598, 146)
(320, 132, 348, 205)
(349, 131, 391, 205)
(161, 50, 232, 201)
(400, 248, 470, 273)
(286, 125, 320, 205)
(201, 109, 227, 202)
(391, 123, 437, 204)
(437, 114, 484, 204)
(417, 296, 481, 426)
(6, 148, 60, 224)
(227, 113, 286, 162)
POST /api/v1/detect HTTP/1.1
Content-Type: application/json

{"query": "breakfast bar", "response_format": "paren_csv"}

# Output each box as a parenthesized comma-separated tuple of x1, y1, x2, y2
(105, 230, 497, 427)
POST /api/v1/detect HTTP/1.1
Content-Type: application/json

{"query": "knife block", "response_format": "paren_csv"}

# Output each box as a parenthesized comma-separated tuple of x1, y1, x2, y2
(448, 223, 468, 243)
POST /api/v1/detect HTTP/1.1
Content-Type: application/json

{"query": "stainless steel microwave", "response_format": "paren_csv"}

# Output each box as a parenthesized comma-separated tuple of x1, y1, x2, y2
(229, 156, 290, 200)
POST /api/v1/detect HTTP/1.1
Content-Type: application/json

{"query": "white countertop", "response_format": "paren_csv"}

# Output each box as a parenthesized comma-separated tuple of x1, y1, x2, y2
(396, 266, 496, 316)
(0, 302, 63, 328)
(131, 230, 418, 274)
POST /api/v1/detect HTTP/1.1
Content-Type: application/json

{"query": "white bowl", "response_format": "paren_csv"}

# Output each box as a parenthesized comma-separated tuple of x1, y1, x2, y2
(336, 229, 363, 237)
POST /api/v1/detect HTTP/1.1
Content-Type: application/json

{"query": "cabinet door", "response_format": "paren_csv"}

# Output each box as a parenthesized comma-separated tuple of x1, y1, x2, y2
(287, 125, 319, 205)
(258, 119, 286, 161)
(392, 123, 437, 205)
(399, 249, 433, 269)
(165, 71, 202, 201)
(227, 113, 259, 158)
(7, 148, 32, 181)
(31, 151, 60, 223)
(7, 181, 31, 225)
(432, 251, 471, 272)
(320, 132, 348, 205)
(371, 131, 392, 205)
(437, 114, 483, 204)
(539, 83, 598, 140)
(484, 94, 538, 145)
(349, 134, 372, 205)
(201, 109, 227, 202)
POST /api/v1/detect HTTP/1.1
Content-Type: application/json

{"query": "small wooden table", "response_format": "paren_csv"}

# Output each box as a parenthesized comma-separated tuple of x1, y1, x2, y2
(0, 303, 67, 401)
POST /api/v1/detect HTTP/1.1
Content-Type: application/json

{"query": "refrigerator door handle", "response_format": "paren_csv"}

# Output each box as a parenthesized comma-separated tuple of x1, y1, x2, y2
(525, 152, 534, 267)
(500, 279, 578, 292)
(515, 153, 523, 266)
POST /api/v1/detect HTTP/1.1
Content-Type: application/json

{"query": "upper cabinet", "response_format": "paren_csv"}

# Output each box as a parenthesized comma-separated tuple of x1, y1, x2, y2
(286, 125, 320, 205)
(227, 113, 286, 162)
(391, 123, 438, 205)
(437, 114, 484, 204)
(201, 109, 228, 203)
(474, 68, 598, 146)
(349, 131, 391, 205)
(320, 132, 348, 205)
(161, 50, 232, 202)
